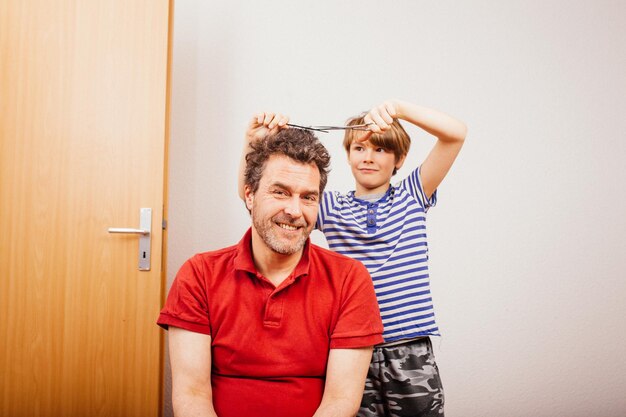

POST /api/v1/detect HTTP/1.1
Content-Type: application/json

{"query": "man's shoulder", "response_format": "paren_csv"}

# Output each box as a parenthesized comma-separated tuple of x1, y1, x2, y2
(308, 243, 366, 271)
(195, 242, 238, 257)
(187, 242, 239, 268)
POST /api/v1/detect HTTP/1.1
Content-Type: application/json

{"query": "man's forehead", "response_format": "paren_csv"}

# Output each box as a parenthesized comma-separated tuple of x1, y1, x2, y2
(261, 155, 320, 189)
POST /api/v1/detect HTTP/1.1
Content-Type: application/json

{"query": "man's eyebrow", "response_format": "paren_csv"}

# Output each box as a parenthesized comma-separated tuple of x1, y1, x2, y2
(271, 181, 319, 196)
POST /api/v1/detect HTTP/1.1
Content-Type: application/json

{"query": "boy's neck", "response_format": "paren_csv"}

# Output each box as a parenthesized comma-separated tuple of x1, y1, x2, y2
(357, 192, 386, 202)
(354, 183, 391, 198)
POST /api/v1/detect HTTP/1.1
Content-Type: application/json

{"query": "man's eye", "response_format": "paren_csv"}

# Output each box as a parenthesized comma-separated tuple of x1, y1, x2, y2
(273, 190, 287, 196)
(304, 195, 318, 202)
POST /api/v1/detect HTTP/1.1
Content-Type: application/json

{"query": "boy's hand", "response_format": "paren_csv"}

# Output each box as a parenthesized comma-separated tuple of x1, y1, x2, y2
(246, 112, 290, 144)
(356, 100, 399, 143)
(239, 112, 289, 200)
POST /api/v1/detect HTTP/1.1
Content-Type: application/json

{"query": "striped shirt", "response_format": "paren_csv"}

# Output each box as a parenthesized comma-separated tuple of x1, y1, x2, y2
(316, 166, 439, 342)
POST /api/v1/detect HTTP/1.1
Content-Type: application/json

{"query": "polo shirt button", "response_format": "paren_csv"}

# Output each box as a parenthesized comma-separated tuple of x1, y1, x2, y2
(368, 210, 374, 214)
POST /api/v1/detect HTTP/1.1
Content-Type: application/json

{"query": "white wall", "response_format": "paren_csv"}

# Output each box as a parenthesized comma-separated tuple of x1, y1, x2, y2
(165, 1, 626, 416)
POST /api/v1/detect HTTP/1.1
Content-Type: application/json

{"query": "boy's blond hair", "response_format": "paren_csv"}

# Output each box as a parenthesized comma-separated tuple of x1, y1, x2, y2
(342, 113, 411, 176)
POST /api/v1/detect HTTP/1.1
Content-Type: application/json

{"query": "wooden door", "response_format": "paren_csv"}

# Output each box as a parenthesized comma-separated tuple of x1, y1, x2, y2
(0, 1, 171, 416)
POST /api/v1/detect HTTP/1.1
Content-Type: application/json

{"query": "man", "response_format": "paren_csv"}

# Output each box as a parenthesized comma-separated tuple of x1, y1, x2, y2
(158, 124, 384, 417)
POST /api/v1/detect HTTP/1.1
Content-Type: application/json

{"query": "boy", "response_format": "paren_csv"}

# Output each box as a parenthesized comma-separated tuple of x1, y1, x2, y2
(239, 100, 467, 417)
(317, 100, 466, 417)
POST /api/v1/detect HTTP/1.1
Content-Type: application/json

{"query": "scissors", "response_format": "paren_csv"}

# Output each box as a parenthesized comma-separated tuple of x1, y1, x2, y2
(286, 123, 373, 134)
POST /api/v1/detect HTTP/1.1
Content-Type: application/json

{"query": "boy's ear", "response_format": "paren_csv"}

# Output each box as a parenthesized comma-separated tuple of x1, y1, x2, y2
(244, 185, 254, 211)
(395, 154, 407, 170)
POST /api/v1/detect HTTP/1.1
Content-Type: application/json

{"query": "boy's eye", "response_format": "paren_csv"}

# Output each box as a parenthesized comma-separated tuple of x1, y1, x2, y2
(376, 148, 386, 153)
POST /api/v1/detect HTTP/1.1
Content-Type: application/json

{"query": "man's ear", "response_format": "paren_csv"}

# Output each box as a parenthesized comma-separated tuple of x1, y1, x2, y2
(244, 185, 254, 212)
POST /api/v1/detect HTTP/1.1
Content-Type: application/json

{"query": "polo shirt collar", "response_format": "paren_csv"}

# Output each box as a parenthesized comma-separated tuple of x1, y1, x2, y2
(233, 228, 311, 279)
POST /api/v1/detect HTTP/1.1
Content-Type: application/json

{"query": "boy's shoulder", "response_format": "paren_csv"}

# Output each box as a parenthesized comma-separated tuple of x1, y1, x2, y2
(323, 189, 354, 198)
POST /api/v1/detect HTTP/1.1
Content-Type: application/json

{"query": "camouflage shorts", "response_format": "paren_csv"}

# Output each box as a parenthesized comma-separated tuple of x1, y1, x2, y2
(358, 337, 444, 417)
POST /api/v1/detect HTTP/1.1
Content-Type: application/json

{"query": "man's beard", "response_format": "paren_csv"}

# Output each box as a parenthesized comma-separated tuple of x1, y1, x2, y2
(252, 211, 310, 255)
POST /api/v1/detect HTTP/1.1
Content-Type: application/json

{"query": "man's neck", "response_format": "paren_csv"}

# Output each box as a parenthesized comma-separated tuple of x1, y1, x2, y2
(250, 232, 303, 287)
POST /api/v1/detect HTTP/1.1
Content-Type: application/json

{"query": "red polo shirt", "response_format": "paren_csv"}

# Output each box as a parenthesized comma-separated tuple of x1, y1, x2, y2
(158, 229, 383, 417)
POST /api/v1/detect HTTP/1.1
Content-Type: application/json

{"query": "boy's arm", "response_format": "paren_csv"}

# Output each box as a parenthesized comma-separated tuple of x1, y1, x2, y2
(362, 100, 467, 200)
(312, 347, 373, 417)
(237, 112, 290, 200)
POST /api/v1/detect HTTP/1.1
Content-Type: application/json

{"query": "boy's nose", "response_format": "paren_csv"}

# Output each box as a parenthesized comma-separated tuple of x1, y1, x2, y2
(363, 148, 374, 162)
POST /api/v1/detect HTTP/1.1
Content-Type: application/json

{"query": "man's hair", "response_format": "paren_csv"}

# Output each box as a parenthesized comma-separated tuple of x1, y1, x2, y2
(245, 128, 331, 195)
(342, 113, 411, 175)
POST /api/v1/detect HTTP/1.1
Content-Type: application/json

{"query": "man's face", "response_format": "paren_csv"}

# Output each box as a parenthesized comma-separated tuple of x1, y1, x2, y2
(245, 155, 320, 255)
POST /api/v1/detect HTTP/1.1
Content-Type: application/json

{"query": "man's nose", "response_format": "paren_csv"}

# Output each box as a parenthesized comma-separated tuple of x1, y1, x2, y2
(283, 196, 303, 218)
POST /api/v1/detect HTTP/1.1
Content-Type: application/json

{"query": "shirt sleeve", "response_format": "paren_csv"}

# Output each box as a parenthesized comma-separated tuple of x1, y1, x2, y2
(315, 190, 333, 231)
(157, 256, 212, 335)
(402, 165, 437, 211)
(330, 260, 384, 349)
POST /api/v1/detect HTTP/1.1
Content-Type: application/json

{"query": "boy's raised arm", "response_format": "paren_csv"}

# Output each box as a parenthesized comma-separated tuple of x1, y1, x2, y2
(362, 99, 467, 200)
(238, 112, 290, 200)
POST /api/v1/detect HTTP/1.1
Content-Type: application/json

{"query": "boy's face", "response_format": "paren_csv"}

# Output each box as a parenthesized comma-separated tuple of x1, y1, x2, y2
(348, 140, 405, 196)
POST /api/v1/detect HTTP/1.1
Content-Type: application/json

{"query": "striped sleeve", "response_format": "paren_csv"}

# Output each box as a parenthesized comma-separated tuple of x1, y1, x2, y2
(402, 165, 437, 211)
(316, 190, 337, 231)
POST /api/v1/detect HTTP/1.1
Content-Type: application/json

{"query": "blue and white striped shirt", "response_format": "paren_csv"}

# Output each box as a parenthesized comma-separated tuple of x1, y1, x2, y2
(316, 166, 439, 342)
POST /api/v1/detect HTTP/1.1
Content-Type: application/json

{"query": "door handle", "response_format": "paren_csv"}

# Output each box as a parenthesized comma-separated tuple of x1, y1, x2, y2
(108, 228, 150, 235)
(108, 208, 152, 271)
